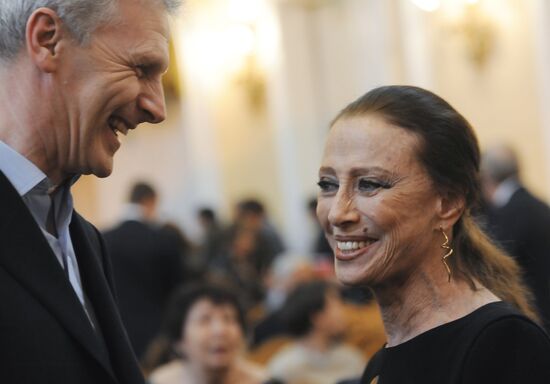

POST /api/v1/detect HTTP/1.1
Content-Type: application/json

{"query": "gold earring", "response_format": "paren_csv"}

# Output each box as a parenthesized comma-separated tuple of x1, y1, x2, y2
(440, 226, 453, 282)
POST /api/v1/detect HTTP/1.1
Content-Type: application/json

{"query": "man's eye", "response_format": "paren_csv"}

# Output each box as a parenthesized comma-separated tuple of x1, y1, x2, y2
(317, 180, 338, 192)
(135, 65, 146, 78)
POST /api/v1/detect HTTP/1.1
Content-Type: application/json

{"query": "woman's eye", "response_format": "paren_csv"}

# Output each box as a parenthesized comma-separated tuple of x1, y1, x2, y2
(358, 179, 388, 192)
(317, 180, 338, 193)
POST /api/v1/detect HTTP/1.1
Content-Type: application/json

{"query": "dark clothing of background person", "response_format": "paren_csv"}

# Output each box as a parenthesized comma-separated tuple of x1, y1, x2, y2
(482, 186, 550, 332)
(195, 220, 225, 277)
(103, 220, 185, 360)
(361, 301, 550, 383)
(0, 172, 145, 384)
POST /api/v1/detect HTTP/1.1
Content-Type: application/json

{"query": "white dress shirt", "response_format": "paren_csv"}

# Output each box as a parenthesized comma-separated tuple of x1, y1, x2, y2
(0, 140, 87, 309)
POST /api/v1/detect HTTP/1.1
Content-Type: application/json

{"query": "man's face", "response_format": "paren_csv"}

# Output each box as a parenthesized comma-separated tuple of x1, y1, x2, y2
(51, 0, 170, 178)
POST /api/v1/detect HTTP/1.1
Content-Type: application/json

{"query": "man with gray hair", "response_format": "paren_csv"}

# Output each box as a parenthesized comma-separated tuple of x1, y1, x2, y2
(0, 0, 181, 382)
(481, 144, 550, 332)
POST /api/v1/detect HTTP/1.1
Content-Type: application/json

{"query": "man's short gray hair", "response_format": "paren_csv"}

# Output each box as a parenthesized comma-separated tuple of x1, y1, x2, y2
(0, 0, 182, 61)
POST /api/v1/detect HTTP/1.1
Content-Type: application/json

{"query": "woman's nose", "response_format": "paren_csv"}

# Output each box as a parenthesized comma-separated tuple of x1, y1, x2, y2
(328, 191, 359, 228)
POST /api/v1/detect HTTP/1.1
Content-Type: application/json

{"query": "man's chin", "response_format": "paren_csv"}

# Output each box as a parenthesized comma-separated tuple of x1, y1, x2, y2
(86, 162, 114, 178)
(94, 168, 113, 178)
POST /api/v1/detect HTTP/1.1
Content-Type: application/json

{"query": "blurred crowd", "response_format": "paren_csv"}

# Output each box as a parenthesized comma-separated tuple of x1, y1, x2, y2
(104, 141, 550, 384)
(101, 182, 385, 384)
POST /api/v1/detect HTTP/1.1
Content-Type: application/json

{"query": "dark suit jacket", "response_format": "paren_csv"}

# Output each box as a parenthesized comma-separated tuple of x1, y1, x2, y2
(484, 187, 550, 332)
(0, 171, 145, 384)
(103, 220, 184, 360)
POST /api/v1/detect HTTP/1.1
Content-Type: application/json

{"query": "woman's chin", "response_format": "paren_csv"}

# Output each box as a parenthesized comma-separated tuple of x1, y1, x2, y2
(335, 263, 369, 286)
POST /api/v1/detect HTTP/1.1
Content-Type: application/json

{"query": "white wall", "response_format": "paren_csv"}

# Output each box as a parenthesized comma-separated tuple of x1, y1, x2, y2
(73, 0, 550, 249)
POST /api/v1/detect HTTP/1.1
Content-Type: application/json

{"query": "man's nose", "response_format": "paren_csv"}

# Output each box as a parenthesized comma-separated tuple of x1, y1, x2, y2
(138, 81, 166, 124)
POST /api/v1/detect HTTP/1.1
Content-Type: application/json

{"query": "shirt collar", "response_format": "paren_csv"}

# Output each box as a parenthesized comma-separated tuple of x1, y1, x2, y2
(492, 177, 521, 208)
(0, 140, 46, 196)
(0, 140, 81, 196)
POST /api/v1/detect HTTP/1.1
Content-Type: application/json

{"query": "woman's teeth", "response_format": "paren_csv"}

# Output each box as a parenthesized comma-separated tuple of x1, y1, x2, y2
(337, 240, 375, 251)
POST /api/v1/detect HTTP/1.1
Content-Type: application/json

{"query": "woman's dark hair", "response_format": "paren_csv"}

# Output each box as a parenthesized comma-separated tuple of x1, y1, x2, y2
(281, 280, 338, 337)
(332, 85, 537, 322)
(161, 283, 247, 342)
(141, 283, 247, 373)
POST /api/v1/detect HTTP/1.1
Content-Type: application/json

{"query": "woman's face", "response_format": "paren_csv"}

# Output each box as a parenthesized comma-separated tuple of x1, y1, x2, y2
(178, 298, 244, 371)
(316, 114, 442, 287)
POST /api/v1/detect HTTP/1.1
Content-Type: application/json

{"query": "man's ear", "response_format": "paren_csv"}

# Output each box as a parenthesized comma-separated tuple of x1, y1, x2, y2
(25, 7, 65, 73)
(436, 193, 465, 228)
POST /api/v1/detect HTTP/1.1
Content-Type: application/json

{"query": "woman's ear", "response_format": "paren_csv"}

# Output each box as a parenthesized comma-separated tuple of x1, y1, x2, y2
(25, 7, 65, 73)
(436, 193, 465, 228)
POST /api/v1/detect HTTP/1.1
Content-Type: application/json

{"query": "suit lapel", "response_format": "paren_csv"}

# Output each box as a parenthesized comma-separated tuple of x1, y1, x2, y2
(70, 214, 144, 383)
(0, 171, 116, 381)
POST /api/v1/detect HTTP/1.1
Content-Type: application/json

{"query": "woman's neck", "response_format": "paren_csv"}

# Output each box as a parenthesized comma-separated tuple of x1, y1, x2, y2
(184, 361, 254, 384)
(185, 362, 230, 384)
(373, 264, 500, 347)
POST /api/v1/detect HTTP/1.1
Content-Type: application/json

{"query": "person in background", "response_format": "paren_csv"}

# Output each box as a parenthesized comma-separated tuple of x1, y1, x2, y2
(147, 284, 272, 384)
(231, 199, 285, 276)
(194, 207, 225, 276)
(267, 280, 365, 384)
(103, 181, 186, 361)
(252, 253, 317, 347)
(480, 144, 550, 332)
(0, 0, 181, 382)
(308, 197, 333, 259)
(316, 85, 550, 383)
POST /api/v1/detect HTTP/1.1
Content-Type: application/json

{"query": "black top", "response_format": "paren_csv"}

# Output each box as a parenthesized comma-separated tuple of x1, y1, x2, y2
(361, 301, 550, 384)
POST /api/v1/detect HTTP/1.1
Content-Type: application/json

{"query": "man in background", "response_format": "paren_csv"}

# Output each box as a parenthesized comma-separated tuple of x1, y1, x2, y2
(481, 144, 550, 331)
(0, 0, 181, 382)
(103, 182, 185, 361)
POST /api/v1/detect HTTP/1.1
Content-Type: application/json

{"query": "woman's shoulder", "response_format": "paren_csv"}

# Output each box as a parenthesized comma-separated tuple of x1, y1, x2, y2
(470, 301, 547, 336)
(148, 360, 184, 384)
(460, 314, 550, 383)
(235, 358, 270, 384)
(360, 302, 550, 383)
(413, 301, 542, 343)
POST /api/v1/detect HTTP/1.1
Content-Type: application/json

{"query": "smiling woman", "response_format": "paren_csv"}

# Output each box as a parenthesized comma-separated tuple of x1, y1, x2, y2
(316, 85, 550, 383)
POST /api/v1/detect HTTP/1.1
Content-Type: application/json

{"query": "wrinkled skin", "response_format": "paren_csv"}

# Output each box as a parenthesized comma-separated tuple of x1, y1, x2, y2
(43, 0, 169, 181)
(316, 114, 443, 289)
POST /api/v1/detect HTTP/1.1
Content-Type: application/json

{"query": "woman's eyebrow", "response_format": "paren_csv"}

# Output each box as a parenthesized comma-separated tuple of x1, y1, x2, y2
(349, 167, 393, 177)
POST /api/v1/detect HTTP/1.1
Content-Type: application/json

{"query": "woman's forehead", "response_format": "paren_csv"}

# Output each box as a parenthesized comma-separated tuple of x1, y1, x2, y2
(323, 115, 423, 172)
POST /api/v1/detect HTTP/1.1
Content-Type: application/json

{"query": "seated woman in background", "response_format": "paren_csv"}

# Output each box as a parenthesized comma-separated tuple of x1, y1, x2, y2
(316, 85, 550, 383)
(267, 279, 365, 384)
(147, 284, 271, 384)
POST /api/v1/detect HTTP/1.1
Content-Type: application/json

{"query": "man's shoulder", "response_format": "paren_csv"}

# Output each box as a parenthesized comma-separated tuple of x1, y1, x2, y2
(71, 210, 107, 256)
(72, 211, 101, 236)
(510, 187, 550, 211)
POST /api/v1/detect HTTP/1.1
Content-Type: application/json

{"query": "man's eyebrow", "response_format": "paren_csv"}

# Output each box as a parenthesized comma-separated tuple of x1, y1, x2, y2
(132, 51, 169, 72)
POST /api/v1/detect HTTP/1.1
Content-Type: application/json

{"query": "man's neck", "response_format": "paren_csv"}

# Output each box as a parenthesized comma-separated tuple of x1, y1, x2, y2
(491, 177, 520, 208)
(0, 57, 67, 185)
